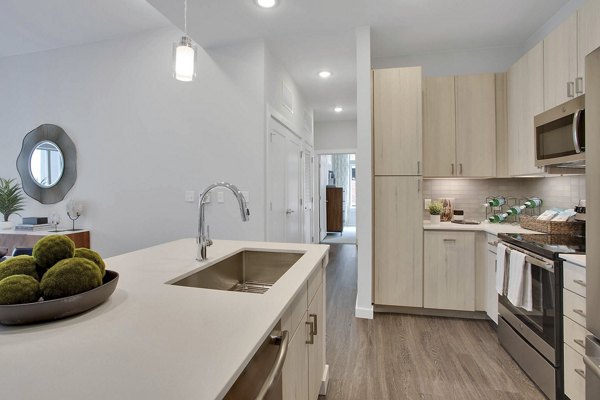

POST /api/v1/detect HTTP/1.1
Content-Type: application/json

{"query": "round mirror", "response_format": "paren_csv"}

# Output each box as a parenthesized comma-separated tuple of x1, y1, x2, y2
(17, 124, 77, 204)
(29, 141, 64, 188)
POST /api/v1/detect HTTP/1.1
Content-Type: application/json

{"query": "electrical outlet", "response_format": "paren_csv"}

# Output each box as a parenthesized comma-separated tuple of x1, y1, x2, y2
(185, 190, 195, 203)
(217, 191, 224, 203)
(424, 199, 432, 210)
(241, 191, 249, 202)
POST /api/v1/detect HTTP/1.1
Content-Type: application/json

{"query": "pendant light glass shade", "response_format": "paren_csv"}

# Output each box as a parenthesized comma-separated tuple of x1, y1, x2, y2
(173, 36, 197, 82)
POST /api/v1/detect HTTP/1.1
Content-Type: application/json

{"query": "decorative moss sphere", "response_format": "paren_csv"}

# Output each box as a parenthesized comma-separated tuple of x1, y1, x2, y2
(40, 257, 102, 300)
(0, 274, 41, 305)
(0, 255, 39, 281)
(73, 248, 105, 277)
(33, 235, 75, 270)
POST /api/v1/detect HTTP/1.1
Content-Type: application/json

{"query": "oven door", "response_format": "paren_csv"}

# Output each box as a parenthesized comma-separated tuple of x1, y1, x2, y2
(498, 244, 557, 363)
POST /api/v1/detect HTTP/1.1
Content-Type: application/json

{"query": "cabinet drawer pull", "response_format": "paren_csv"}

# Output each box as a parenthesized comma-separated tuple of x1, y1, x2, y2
(575, 368, 585, 379)
(459, 163, 463, 175)
(567, 81, 575, 98)
(573, 279, 586, 287)
(451, 163, 454, 175)
(573, 309, 587, 318)
(417, 161, 421, 174)
(443, 239, 456, 242)
(487, 241, 499, 246)
(574, 338, 585, 349)
(305, 321, 314, 344)
(309, 313, 318, 336)
(575, 77, 584, 95)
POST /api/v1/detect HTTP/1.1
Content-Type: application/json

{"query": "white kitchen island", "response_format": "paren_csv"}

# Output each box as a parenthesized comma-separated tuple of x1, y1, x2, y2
(0, 239, 329, 400)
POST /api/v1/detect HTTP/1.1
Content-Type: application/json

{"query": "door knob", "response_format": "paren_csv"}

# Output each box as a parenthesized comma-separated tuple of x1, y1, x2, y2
(286, 209, 294, 214)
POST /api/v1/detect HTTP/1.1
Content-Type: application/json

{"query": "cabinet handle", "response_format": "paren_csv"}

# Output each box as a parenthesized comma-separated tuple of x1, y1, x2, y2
(573, 309, 587, 318)
(459, 163, 463, 175)
(417, 179, 421, 192)
(309, 313, 318, 335)
(443, 239, 456, 242)
(567, 81, 575, 98)
(451, 163, 455, 175)
(574, 338, 585, 349)
(575, 77, 584, 95)
(417, 161, 421, 174)
(573, 279, 586, 287)
(575, 368, 586, 379)
(488, 241, 499, 246)
(305, 321, 314, 344)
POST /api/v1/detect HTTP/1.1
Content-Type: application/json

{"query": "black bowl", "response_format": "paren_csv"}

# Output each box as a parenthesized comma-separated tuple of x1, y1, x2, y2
(0, 270, 119, 325)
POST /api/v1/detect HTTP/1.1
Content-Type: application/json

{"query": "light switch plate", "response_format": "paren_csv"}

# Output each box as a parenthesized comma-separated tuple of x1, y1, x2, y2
(217, 191, 224, 203)
(424, 199, 432, 210)
(185, 190, 195, 203)
(241, 191, 249, 202)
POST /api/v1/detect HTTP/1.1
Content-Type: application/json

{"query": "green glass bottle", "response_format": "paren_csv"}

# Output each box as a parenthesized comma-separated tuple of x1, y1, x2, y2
(488, 213, 509, 223)
(524, 197, 542, 208)
(483, 197, 506, 208)
(506, 205, 526, 216)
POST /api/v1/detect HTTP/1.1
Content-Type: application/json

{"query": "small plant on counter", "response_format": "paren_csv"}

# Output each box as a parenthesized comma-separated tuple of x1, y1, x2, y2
(428, 201, 443, 215)
(0, 178, 25, 228)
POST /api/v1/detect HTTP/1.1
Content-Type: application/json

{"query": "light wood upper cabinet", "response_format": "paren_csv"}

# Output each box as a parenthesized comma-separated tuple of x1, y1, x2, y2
(423, 73, 496, 177)
(423, 76, 456, 177)
(578, 0, 600, 84)
(373, 176, 423, 307)
(455, 74, 496, 177)
(507, 42, 545, 176)
(424, 231, 475, 311)
(544, 14, 579, 109)
(373, 67, 422, 175)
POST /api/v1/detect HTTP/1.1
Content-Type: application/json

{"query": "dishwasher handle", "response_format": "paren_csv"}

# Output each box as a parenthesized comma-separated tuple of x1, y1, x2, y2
(255, 330, 290, 400)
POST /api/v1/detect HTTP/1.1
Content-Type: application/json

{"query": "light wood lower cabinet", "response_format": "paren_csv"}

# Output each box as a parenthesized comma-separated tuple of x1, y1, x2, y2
(424, 231, 475, 311)
(374, 176, 423, 307)
(282, 264, 325, 400)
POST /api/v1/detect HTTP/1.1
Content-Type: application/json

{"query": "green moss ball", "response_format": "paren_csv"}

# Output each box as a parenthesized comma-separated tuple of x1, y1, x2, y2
(0, 255, 39, 281)
(33, 235, 75, 270)
(40, 257, 102, 300)
(0, 274, 41, 305)
(73, 248, 105, 277)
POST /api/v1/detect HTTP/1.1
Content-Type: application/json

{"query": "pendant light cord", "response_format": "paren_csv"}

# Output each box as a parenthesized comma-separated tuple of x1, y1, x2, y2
(184, 0, 188, 34)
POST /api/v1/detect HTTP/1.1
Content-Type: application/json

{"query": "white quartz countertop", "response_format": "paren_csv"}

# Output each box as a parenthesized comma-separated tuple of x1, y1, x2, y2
(0, 239, 329, 400)
(560, 254, 586, 267)
(0, 228, 90, 236)
(423, 220, 539, 235)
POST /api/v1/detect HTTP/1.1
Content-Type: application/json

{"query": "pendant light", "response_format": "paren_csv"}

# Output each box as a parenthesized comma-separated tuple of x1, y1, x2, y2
(173, 0, 197, 81)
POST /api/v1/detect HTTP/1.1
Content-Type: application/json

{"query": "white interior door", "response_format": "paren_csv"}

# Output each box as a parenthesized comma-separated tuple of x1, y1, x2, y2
(302, 147, 313, 243)
(285, 136, 302, 243)
(319, 156, 328, 241)
(267, 127, 286, 241)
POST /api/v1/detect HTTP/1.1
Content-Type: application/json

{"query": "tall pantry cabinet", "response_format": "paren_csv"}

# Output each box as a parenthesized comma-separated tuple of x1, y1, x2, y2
(372, 67, 424, 307)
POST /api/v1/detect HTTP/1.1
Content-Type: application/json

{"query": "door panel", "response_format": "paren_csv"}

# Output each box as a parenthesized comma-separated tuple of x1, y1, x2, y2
(285, 136, 302, 243)
(268, 129, 286, 242)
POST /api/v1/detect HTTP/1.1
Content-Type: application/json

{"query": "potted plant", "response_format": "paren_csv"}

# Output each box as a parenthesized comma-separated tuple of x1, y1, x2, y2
(0, 178, 26, 230)
(429, 201, 443, 226)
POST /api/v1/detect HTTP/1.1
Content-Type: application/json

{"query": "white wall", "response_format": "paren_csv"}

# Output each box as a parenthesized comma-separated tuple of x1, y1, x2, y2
(314, 120, 357, 152)
(0, 27, 268, 257)
(355, 26, 373, 319)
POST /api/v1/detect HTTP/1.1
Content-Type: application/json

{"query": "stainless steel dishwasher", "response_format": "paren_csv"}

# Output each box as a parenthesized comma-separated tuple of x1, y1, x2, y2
(224, 322, 289, 400)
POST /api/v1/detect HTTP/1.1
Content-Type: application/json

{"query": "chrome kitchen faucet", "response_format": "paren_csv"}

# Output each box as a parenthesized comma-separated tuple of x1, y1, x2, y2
(197, 182, 249, 261)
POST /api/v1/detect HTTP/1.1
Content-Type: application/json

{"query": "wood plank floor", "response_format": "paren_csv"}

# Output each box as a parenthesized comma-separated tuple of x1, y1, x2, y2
(319, 244, 545, 400)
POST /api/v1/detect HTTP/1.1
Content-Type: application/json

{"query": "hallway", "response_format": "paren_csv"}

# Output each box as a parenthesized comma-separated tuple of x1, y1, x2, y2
(321, 244, 544, 400)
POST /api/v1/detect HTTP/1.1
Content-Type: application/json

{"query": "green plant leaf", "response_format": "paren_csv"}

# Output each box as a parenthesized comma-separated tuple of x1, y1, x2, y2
(0, 178, 26, 221)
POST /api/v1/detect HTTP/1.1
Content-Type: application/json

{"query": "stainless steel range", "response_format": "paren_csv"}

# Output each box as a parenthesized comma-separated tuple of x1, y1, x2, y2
(497, 233, 586, 400)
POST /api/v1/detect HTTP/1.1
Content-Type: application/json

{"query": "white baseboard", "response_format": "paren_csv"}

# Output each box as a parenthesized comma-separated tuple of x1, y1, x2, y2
(354, 304, 374, 319)
(319, 364, 330, 395)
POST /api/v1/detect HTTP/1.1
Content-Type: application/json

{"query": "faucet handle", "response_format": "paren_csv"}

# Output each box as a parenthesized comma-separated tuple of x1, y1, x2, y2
(206, 225, 213, 247)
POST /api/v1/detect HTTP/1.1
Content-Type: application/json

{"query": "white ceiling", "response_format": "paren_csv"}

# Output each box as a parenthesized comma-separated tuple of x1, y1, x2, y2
(1, 0, 573, 122)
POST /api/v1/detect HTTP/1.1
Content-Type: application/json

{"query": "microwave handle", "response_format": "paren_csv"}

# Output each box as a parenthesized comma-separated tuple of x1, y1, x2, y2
(572, 109, 583, 154)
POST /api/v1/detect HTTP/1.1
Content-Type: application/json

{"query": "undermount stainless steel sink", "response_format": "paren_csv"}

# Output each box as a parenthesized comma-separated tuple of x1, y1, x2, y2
(168, 250, 304, 294)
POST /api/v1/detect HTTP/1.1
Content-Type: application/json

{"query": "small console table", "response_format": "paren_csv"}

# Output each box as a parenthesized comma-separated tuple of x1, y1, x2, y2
(0, 230, 90, 256)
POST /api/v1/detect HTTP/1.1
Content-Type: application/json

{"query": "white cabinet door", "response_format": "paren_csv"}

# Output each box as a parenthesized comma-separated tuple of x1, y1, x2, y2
(486, 247, 499, 324)
(307, 285, 324, 400)
(282, 318, 309, 400)
(544, 14, 578, 110)
(423, 76, 456, 177)
(374, 176, 423, 307)
(578, 0, 600, 89)
(424, 231, 476, 311)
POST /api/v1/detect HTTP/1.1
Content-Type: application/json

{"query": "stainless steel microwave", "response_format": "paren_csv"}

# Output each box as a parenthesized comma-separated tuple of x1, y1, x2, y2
(534, 95, 585, 168)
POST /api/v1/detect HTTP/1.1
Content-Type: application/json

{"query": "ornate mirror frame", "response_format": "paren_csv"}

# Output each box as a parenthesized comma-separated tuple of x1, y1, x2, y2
(16, 124, 77, 204)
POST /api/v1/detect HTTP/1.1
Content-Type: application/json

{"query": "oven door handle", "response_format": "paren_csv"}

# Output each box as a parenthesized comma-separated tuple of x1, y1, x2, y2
(584, 354, 600, 380)
(572, 109, 584, 154)
(524, 255, 554, 272)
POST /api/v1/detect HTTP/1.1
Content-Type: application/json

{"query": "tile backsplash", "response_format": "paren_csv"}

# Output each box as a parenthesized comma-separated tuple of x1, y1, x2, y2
(422, 176, 585, 221)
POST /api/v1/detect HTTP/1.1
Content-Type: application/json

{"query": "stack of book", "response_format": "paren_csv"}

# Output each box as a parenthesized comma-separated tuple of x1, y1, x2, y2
(15, 217, 52, 231)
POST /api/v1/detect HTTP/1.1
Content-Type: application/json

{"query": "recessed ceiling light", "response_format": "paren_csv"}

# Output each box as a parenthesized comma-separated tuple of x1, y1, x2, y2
(334, 106, 343, 113)
(255, 0, 278, 8)
(318, 70, 332, 79)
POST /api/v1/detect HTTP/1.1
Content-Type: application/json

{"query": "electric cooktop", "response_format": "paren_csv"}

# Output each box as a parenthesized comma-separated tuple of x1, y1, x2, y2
(498, 232, 586, 260)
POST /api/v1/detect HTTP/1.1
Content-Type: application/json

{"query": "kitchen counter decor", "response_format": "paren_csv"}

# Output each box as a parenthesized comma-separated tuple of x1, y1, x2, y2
(0, 234, 118, 325)
(519, 215, 585, 235)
